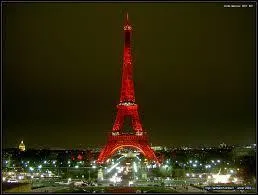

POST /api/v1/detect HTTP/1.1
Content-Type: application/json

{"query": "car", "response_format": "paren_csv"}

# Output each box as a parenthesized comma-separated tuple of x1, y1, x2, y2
(7, 179, 19, 183)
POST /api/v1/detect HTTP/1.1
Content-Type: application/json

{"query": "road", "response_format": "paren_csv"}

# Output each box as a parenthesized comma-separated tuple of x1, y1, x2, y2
(30, 186, 70, 192)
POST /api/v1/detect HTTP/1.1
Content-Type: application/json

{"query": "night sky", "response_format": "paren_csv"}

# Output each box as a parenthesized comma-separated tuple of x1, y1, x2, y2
(3, 2, 256, 149)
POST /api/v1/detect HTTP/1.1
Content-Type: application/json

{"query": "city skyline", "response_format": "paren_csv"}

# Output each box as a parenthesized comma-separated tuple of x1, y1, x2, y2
(3, 2, 256, 149)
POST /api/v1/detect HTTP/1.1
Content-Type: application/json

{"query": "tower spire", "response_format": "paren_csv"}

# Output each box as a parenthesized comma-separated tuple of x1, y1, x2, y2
(120, 12, 134, 103)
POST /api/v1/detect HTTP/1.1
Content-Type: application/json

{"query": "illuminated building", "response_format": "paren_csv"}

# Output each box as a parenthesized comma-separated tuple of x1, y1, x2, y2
(97, 168, 103, 181)
(151, 146, 163, 151)
(18, 140, 26, 151)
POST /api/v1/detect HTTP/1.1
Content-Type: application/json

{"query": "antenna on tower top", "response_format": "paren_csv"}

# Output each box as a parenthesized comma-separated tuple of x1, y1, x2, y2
(126, 12, 129, 21)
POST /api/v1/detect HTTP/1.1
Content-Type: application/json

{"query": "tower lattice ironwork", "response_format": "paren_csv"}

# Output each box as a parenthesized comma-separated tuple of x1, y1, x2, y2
(97, 13, 159, 164)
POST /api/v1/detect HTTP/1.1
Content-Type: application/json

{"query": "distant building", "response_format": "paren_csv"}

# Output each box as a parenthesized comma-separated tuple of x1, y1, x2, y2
(219, 143, 227, 149)
(151, 146, 163, 151)
(18, 141, 26, 152)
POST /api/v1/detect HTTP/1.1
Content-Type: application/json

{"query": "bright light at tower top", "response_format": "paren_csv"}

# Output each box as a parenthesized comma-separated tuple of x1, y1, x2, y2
(124, 12, 132, 31)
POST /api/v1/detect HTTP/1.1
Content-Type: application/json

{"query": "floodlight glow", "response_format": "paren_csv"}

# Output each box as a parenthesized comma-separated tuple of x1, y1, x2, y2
(18, 176, 23, 180)
(136, 156, 141, 161)
(233, 178, 238, 183)
(38, 165, 42, 169)
(29, 167, 34, 171)
(107, 162, 120, 173)
(133, 162, 137, 172)
(212, 174, 231, 184)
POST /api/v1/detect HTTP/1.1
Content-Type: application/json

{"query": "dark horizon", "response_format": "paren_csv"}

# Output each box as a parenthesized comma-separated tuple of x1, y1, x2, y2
(2, 2, 256, 149)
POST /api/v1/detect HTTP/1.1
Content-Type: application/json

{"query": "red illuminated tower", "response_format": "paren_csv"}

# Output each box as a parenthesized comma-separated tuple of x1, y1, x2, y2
(97, 14, 159, 164)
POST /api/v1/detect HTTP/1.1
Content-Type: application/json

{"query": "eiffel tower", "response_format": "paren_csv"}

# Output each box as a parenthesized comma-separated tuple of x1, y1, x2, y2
(97, 13, 159, 164)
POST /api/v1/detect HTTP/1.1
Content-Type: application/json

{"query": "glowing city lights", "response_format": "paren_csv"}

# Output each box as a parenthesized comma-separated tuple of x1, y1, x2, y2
(212, 174, 231, 184)
(107, 161, 121, 173)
